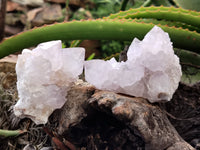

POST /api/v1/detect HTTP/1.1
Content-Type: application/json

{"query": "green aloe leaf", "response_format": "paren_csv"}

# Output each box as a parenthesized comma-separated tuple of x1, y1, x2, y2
(173, 0, 200, 11)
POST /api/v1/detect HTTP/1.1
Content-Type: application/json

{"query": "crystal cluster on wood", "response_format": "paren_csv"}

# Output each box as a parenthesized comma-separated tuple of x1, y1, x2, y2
(85, 26, 182, 103)
(14, 40, 85, 124)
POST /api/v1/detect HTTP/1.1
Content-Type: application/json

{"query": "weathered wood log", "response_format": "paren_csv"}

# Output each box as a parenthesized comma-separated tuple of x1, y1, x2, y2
(163, 82, 200, 149)
(57, 81, 195, 150)
(58, 80, 96, 134)
(89, 91, 194, 150)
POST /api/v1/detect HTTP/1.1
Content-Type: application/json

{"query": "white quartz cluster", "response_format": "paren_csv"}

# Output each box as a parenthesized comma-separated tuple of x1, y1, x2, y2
(85, 26, 182, 103)
(14, 40, 85, 124)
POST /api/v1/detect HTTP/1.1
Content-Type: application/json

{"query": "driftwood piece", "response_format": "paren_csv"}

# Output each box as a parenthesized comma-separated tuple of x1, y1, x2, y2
(58, 80, 95, 134)
(163, 83, 200, 149)
(88, 91, 194, 150)
(57, 81, 194, 150)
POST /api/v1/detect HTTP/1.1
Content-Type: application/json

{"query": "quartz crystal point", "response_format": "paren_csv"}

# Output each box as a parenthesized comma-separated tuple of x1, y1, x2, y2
(14, 40, 85, 124)
(85, 26, 182, 103)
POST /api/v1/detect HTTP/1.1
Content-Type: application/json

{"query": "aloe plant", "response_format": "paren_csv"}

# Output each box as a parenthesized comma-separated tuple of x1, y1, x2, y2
(140, 0, 200, 11)
(0, 6, 199, 83)
(173, 0, 200, 11)
(0, 6, 199, 54)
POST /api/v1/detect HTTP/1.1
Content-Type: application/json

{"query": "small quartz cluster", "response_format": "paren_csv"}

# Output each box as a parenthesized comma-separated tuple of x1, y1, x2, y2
(14, 26, 182, 124)
(85, 26, 182, 103)
(14, 40, 85, 124)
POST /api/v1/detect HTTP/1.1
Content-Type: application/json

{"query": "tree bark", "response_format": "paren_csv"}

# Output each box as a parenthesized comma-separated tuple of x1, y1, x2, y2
(0, 0, 6, 41)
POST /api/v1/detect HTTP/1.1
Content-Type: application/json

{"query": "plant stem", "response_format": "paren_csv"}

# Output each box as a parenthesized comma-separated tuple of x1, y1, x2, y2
(151, 0, 172, 6)
(0, 0, 6, 41)
(0, 129, 26, 137)
(142, 0, 152, 7)
(121, 0, 129, 11)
